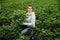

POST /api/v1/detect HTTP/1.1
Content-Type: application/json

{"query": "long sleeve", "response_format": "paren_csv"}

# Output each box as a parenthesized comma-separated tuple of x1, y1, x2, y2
(23, 12, 35, 27)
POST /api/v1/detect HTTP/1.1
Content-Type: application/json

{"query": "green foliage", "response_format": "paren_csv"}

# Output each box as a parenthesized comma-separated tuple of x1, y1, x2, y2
(0, 0, 60, 40)
(0, 7, 27, 37)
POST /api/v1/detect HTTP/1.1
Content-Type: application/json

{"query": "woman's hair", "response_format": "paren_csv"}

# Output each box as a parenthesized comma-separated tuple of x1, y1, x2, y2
(28, 4, 33, 8)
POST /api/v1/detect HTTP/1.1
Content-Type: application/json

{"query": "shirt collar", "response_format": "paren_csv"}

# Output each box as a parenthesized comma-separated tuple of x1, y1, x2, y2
(27, 12, 33, 16)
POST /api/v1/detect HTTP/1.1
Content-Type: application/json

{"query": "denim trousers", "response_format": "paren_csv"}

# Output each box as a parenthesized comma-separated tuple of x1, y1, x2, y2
(15, 25, 29, 40)
(20, 25, 29, 35)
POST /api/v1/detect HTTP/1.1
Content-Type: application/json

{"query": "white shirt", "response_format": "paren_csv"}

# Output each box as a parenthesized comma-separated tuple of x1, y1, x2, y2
(24, 12, 35, 27)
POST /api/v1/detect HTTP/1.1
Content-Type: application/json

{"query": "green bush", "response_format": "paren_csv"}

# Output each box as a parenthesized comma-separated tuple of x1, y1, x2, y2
(0, 0, 60, 40)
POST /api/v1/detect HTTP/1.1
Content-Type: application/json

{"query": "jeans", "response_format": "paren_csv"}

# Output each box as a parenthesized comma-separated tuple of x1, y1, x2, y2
(15, 25, 29, 40)
(20, 25, 29, 35)
(21, 28, 29, 35)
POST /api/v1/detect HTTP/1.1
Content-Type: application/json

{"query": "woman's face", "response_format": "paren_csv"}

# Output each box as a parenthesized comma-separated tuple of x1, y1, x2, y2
(28, 6, 33, 13)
